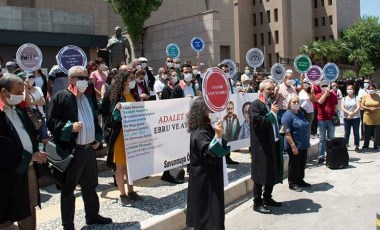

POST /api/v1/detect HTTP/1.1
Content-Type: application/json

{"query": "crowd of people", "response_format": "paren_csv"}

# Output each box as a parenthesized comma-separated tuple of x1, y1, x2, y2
(0, 53, 379, 230)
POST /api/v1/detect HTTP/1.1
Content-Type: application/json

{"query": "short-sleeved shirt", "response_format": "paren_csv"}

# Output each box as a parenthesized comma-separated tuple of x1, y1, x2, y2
(312, 85, 322, 109)
(281, 110, 310, 150)
(299, 90, 314, 113)
(278, 83, 296, 110)
(361, 94, 380, 125)
(90, 70, 107, 97)
(28, 87, 45, 117)
(48, 65, 68, 96)
(315, 93, 338, 121)
(342, 96, 360, 119)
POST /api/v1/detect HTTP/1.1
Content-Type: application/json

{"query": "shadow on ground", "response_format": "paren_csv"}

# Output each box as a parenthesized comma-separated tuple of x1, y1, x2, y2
(272, 198, 322, 215)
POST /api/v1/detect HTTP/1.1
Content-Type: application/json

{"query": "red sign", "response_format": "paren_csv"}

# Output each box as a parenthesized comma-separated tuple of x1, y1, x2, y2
(202, 67, 230, 112)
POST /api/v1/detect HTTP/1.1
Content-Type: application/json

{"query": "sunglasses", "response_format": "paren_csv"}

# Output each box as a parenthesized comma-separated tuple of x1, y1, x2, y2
(321, 85, 328, 87)
(73, 76, 89, 80)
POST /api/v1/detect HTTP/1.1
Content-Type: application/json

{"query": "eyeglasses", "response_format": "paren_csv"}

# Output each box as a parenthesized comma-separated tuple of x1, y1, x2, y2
(73, 76, 89, 80)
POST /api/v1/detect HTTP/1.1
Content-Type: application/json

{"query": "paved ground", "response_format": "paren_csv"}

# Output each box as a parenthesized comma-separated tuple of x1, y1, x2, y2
(225, 125, 380, 230)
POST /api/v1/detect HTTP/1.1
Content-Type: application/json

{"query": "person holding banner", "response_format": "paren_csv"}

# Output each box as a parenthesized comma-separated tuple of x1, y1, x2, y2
(107, 71, 144, 205)
(186, 97, 230, 230)
(249, 79, 283, 214)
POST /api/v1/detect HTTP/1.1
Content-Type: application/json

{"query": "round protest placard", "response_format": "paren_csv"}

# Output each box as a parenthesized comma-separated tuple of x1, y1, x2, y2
(323, 63, 339, 82)
(245, 48, 264, 68)
(270, 63, 286, 83)
(56, 45, 87, 74)
(202, 67, 230, 112)
(16, 43, 43, 72)
(294, 54, 312, 73)
(305, 65, 323, 83)
(166, 43, 180, 59)
(191, 37, 205, 53)
(220, 59, 237, 78)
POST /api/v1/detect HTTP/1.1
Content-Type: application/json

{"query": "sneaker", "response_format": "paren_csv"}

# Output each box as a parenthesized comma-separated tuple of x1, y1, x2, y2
(128, 191, 144, 201)
(119, 195, 133, 207)
(317, 157, 325, 164)
(355, 147, 361, 153)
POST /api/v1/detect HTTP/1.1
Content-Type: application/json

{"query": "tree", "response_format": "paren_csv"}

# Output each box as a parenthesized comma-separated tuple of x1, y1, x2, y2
(343, 70, 356, 79)
(359, 62, 375, 78)
(348, 48, 368, 77)
(342, 16, 380, 72)
(299, 40, 322, 64)
(106, 0, 164, 57)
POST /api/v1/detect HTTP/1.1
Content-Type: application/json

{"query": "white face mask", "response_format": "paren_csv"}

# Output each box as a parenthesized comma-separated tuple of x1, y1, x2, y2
(286, 79, 295, 86)
(225, 73, 231, 79)
(135, 65, 141, 71)
(184, 73, 192, 82)
(100, 63, 106, 71)
(128, 80, 136, 89)
(166, 62, 173, 68)
(6, 93, 23, 105)
(332, 86, 337, 90)
(237, 85, 242, 90)
(347, 89, 354, 95)
(28, 78, 35, 86)
(195, 83, 199, 90)
(303, 84, 310, 89)
(367, 89, 376, 94)
(141, 63, 147, 69)
(136, 78, 143, 83)
(161, 74, 168, 80)
(174, 64, 181, 69)
(193, 70, 198, 75)
(171, 76, 178, 84)
(245, 70, 250, 75)
(291, 104, 300, 111)
(364, 83, 369, 89)
(76, 80, 88, 93)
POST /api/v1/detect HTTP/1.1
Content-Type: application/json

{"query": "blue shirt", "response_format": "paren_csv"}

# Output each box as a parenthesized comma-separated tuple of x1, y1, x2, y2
(281, 110, 310, 150)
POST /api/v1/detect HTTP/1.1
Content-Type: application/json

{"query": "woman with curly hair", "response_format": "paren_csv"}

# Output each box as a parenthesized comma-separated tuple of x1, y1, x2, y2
(106, 71, 143, 206)
(186, 97, 230, 230)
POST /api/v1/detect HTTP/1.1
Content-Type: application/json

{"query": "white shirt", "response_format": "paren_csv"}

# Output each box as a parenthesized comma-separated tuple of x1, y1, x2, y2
(154, 79, 166, 97)
(34, 76, 44, 89)
(3, 104, 34, 155)
(183, 83, 195, 97)
(358, 88, 368, 110)
(27, 87, 45, 117)
(76, 95, 95, 145)
(299, 90, 314, 113)
(342, 96, 360, 119)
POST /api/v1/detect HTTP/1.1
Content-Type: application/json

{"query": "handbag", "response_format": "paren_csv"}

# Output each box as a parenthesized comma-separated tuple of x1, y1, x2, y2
(331, 114, 340, 126)
(36, 141, 74, 187)
(26, 108, 43, 131)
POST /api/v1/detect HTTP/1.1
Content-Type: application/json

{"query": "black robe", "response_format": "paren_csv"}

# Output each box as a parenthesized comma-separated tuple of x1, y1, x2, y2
(249, 98, 283, 185)
(186, 125, 228, 230)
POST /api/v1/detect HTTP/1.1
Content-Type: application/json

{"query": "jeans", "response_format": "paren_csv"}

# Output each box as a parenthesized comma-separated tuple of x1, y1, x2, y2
(343, 118, 360, 147)
(318, 120, 335, 157)
(278, 109, 286, 128)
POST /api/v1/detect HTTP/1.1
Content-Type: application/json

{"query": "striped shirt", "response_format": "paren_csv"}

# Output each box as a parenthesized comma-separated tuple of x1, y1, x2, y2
(76, 95, 95, 145)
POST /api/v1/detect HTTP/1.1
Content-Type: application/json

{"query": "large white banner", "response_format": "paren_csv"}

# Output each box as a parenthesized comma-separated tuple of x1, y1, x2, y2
(120, 93, 258, 182)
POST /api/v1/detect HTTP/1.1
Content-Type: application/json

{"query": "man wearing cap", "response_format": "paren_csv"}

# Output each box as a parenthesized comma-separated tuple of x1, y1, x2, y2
(5, 61, 16, 74)
(139, 57, 156, 100)
(275, 69, 296, 126)
(315, 80, 338, 163)
(46, 66, 112, 229)
(106, 26, 132, 68)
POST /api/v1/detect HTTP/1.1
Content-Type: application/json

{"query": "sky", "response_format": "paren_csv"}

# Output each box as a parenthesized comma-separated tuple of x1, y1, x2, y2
(360, 0, 380, 18)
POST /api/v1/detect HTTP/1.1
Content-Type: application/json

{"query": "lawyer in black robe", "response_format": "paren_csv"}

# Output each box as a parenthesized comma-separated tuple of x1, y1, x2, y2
(186, 97, 230, 230)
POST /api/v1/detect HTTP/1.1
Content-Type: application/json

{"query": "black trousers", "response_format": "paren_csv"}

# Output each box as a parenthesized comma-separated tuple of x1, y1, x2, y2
(253, 182, 274, 206)
(61, 146, 99, 229)
(363, 124, 380, 148)
(311, 108, 318, 135)
(287, 148, 308, 185)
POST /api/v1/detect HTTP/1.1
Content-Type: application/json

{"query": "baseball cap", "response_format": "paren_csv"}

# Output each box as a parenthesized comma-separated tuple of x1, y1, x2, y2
(286, 69, 293, 74)
(139, 57, 148, 62)
(6, 61, 16, 67)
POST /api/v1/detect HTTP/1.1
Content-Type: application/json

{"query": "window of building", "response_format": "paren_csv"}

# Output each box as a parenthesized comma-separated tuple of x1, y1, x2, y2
(261, 33, 265, 46)
(321, 16, 326, 26)
(275, 53, 280, 63)
(220, 46, 231, 60)
(275, 30, 279, 44)
(322, 36, 326, 41)
(274, 9, 278, 22)
(267, 10, 271, 23)
(268, 32, 272, 45)
(253, 0, 256, 5)
(329, 15, 333, 25)
(253, 13, 257, 26)
(260, 12, 264, 24)
(314, 18, 319, 27)
(329, 35, 334, 40)
(321, 0, 324, 7)
(315, 37, 319, 41)
(267, 53, 272, 68)
(254, 34, 258, 47)
(314, 0, 318, 8)
(328, 0, 332, 5)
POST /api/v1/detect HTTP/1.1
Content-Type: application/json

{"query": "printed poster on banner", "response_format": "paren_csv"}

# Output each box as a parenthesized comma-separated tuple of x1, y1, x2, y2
(246, 48, 264, 68)
(323, 63, 339, 82)
(166, 43, 180, 59)
(202, 67, 230, 112)
(191, 37, 205, 53)
(120, 97, 192, 182)
(305, 65, 323, 83)
(294, 55, 312, 73)
(16, 43, 43, 72)
(270, 63, 286, 83)
(56, 45, 87, 74)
